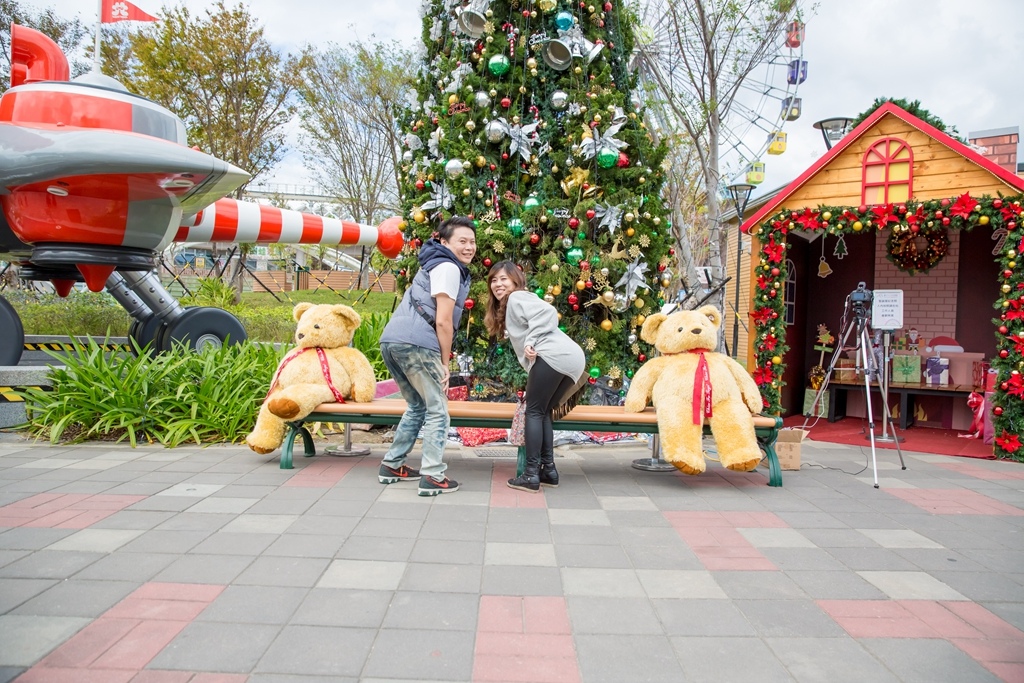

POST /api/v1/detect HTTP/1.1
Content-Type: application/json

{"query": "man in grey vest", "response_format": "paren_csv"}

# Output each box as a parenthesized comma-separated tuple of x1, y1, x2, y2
(378, 216, 476, 496)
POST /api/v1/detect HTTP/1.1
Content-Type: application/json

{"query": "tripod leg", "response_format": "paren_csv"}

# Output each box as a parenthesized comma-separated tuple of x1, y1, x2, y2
(859, 322, 881, 488)
(803, 313, 860, 428)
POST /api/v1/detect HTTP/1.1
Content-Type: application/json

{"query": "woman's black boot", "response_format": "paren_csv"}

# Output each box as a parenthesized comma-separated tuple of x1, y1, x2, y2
(538, 455, 559, 488)
(508, 456, 541, 492)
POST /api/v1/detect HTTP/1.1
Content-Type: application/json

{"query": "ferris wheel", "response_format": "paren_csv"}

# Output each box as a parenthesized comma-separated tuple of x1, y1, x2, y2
(630, 1, 807, 189)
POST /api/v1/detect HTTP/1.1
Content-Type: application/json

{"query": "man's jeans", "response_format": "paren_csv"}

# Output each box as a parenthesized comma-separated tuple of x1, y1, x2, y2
(380, 342, 449, 480)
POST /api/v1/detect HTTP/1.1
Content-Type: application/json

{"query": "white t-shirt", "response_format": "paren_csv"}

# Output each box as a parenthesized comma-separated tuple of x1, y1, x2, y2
(429, 262, 461, 300)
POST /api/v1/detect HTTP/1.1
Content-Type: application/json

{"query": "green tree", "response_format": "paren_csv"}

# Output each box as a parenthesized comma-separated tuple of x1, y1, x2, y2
(852, 97, 965, 143)
(1, 0, 89, 88)
(398, 0, 674, 390)
(114, 1, 301, 190)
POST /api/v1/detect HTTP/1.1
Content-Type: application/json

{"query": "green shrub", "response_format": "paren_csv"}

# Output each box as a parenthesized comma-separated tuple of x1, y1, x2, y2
(352, 312, 391, 381)
(19, 338, 283, 447)
(181, 277, 238, 309)
(6, 290, 130, 337)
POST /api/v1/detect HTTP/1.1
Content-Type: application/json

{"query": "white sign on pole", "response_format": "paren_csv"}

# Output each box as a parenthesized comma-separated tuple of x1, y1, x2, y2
(871, 289, 904, 330)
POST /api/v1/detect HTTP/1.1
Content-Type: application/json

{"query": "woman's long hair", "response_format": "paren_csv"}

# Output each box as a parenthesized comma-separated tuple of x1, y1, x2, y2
(483, 261, 527, 339)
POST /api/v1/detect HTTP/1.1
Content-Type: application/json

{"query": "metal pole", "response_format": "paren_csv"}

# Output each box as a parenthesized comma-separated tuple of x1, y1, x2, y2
(732, 208, 743, 358)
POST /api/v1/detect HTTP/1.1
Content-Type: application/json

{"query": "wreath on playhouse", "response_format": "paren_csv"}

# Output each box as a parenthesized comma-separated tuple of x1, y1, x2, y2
(746, 193, 1024, 462)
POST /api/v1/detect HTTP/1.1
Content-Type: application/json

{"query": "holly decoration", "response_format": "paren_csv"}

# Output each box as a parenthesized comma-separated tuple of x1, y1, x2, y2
(396, 0, 674, 393)
(748, 194, 1024, 462)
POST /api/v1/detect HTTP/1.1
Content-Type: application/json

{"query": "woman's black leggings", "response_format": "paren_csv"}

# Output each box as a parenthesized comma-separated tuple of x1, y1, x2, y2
(524, 357, 577, 465)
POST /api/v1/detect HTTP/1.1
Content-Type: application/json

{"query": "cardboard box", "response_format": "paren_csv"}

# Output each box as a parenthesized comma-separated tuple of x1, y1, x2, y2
(891, 355, 922, 384)
(803, 388, 828, 418)
(834, 359, 858, 382)
(924, 357, 950, 386)
(776, 428, 807, 470)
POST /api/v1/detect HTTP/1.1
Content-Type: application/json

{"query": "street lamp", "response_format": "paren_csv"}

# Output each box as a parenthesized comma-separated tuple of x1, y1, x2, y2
(726, 182, 755, 359)
(812, 117, 854, 150)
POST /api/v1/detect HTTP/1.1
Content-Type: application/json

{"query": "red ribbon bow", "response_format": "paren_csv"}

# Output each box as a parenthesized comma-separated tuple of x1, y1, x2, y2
(689, 349, 713, 425)
(265, 347, 346, 403)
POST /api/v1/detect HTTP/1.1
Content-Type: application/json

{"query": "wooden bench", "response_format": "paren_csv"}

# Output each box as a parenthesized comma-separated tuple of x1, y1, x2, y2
(280, 399, 786, 487)
(826, 379, 974, 430)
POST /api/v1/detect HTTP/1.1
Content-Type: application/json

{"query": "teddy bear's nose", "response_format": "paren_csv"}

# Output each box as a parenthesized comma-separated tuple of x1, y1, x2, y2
(691, 327, 703, 335)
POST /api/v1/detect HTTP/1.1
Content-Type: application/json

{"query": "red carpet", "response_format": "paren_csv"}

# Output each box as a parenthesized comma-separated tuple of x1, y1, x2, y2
(782, 415, 996, 459)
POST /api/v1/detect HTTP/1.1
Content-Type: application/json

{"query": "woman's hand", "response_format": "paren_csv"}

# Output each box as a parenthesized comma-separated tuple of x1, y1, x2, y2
(524, 345, 537, 360)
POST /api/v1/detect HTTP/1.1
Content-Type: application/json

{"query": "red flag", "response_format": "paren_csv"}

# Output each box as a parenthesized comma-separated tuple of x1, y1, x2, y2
(101, 0, 158, 23)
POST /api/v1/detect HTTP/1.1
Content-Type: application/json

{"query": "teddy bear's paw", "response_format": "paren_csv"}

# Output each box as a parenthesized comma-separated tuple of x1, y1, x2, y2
(671, 459, 705, 476)
(745, 399, 763, 414)
(623, 398, 645, 413)
(267, 397, 301, 419)
(245, 435, 278, 455)
(725, 457, 761, 473)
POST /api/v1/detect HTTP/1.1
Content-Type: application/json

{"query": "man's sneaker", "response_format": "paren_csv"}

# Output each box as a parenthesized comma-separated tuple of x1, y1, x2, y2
(418, 476, 459, 496)
(378, 463, 420, 484)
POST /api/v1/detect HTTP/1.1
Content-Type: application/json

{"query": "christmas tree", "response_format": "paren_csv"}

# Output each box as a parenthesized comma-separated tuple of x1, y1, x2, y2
(397, 0, 674, 397)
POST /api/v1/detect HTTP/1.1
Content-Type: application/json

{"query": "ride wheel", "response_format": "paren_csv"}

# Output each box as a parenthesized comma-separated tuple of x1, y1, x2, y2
(0, 296, 25, 365)
(129, 313, 166, 354)
(155, 307, 247, 353)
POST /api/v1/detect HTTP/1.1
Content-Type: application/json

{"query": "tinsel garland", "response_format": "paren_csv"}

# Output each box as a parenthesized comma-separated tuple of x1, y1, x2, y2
(748, 193, 1024, 462)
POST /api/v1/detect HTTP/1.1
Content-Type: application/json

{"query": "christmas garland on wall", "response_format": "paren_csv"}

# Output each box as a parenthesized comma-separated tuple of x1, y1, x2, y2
(886, 225, 949, 274)
(747, 193, 1024, 462)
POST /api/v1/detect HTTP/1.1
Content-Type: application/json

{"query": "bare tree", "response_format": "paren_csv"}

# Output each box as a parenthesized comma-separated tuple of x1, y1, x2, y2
(633, 0, 797, 312)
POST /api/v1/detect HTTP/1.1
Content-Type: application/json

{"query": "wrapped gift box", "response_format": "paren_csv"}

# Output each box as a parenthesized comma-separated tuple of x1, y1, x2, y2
(803, 388, 828, 417)
(924, 357, 949, 386)
(834, 359, 858, 382)
(892, 355, 922, 384)
(972, 361, 990, 390)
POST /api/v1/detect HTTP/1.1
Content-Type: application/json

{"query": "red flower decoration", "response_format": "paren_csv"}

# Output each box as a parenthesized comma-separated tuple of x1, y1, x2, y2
(762, 334, 778, 351)
(1005, 373, 1024, 399)
(995, 431, 1021, 454)
(751, 307, 774, 324)
(763, 236, 785, 264)
(949, 192, 978, 219)
(1000, 203, 1023, 222)
(757, 274, 769, 291)
(1006, 297, 1024, 321)
(795, 208, 821, 231)
(753, 365, 774, 386)
(871, 203, 899, 227)
(1009, 334, 1024, 356)
(842, 210, 858, 223)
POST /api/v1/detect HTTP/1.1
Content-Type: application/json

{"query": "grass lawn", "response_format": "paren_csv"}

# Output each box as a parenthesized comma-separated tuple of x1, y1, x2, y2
(240, 290, 400, 317)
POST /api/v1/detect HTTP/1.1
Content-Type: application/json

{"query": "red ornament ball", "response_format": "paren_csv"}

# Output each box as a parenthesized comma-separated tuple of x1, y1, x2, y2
(994, 199, 1003, 209)
(572, 304, 580, 311)
(569, 217, 580, 228)
(522, 9, 530, 16)
(529, 233, 540, 245)
(1001, 382, 1009, 391)
(858, 204, 867, 214)
(414, 179, 425, 191)
(464, 298, 475, 310)
(1000, 349, 1010, 358)
(668, 248, 676, 256)
(771, 267, 780, 276)
(616, 152, 629, 167)
(940, 198, 950, 207)
(603, 1, 612, 10)
(483, 258, 492, 267)
(399, 269, 407, 277)
(994, 406, 1004, 416)
(657, 263, 666, 272)
(585, 280, 593, 288)
(586, 209, 596, 220)
(638, 354, 647, 362)
(910, 224, 920, 233)
(771, 311, 779, 319)
(502, 153, 509, 160)
(1000, 325, 1009, 335)
(580, 262, 590, 270)
(489, 163, 496, 171)
(942, 217, 950, 226)
(568, 293, 579, 304)
(500, 97, 511, 108)
(934, 210, 944, 219)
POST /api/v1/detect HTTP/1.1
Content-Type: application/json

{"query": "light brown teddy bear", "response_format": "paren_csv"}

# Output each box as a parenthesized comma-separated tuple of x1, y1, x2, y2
(623, 305, 764, 475)
(246, 303, 376, 454)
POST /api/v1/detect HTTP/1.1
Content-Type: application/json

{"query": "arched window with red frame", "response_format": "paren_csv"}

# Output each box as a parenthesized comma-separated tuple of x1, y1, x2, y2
(861, 137, 913, 205)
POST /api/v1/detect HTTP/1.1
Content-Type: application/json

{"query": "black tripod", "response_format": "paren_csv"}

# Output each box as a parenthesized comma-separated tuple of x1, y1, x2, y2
(805, 289, 906, 488)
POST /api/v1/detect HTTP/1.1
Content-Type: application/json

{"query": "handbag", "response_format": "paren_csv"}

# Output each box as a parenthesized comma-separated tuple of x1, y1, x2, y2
(509, 399, 526, 446)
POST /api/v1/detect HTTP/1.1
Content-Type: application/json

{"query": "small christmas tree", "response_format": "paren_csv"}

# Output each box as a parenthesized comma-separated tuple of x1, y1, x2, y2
(397, 0, 674, 396)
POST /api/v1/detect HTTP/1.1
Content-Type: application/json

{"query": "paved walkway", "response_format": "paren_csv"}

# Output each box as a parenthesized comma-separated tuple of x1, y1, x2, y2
(0, 433, 1021, 683)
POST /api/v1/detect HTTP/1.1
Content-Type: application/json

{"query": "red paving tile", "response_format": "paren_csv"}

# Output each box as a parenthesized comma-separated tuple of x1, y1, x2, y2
(283, 459, 356, 487)
(489, 465, 546, 509)
(983, 662, 1024, 683)
(663, 510, 782, 571)
(474, 596, 579, 683)
(818, 600, 940, 639)
(19, 582, 226, 682)
(886, 488, 1024, 516)
(934, 461, 1024, 480)
(0, 493, 146, 529)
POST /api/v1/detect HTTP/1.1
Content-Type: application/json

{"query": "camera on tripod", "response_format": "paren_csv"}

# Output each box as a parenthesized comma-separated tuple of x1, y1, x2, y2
(849, 282, 872, 318)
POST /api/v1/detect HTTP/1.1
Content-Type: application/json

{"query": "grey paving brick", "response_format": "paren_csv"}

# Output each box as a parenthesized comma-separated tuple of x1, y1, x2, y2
(860, 637, 1003, 683)
(0, 550, 29, 569)
(637, 570, 727, 599)
(46, 528, 144, 553)
(154, 553, 254, 584)
(827, 546, 919, 571)
(783, 570, 888, 600)
(551, 525, 620, 546)
(152, 512, 235, 532)
(735, 598, 847, 638)
(484, 522, 552, 543)
(149, 621, 281, 672)
(89, 509, 177, 530)
(0, 615, 91, 666)
(365, 501, 432, 521)
(285, 515, 358, 536)
(671, 636, 791, 683)
(418, 519, 487, 542)
(653, 599, 756, 636)
(118, 529, 212, 554)
(799, 527, 879, 548)
(858, 570, 967, 600)
(249, 673, 354, 683)
(318, 559, 405, 590)
(255, 624, 376, 677)
(263, 533, 343, 558)
(336, 536, 415, 562)
(245, 498, 318, 515)
(0, 550, 102, 579)
(0, 528, 75, 551)
(73, 551, 176, 582)
(127, 495, 199, 512)
(0, 579, 57, 613)
(933, 570, 1024, 603)
(569, 596, 663, 635)
(399, 562, 482, 594)
(381, 590, 478, 631)
(576, 634, 685, 683)
(12, 579, 136, 618)
(351, 516, 423, 539)
(767, 636, 900, 683)
(307, 499, 375, 517)
(362, 628, 475, 680)
(409, 539, 484, 565)
(426, 503, 489, 523)
(291, 588, 392, 628)
(561, 567, 644, 597)
(486, 508, 549, 525)
(481, 565, 563, 596)
(196, 585, 307, 624)
(0, 667, 24, 683)
(234, 556, 329, 587)
(190, 531, 279, 555)
(554, 543, 632, 569)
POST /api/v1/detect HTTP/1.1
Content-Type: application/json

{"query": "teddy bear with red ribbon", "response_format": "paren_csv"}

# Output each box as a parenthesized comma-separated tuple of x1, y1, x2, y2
(623, 305, 764, 475)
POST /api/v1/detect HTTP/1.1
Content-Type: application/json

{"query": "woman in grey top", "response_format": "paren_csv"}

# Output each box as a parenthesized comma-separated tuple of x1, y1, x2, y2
(484, 261, 585, 492)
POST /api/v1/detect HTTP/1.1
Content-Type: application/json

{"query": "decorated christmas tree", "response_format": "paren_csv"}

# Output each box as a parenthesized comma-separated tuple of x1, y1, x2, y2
(397, 0, 674, 397)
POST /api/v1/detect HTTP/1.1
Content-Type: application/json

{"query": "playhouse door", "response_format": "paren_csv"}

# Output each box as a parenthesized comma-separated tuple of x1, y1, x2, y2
(780, 238, 809, 415)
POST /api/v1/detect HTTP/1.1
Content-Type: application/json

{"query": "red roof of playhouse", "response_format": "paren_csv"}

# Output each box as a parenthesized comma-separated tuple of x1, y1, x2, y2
(741, 102, 1024, 233)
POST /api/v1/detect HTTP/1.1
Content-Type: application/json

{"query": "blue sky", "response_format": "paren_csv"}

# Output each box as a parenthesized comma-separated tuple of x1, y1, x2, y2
(37, 0, 1024, 194)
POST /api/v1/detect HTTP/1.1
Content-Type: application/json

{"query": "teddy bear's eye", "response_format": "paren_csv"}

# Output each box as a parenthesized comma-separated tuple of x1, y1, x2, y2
(678, 327, 683, 332)
(314, 324, 320, 329)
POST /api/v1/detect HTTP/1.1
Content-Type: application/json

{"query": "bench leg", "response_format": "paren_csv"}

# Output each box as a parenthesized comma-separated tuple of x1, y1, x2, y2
(516, 446, 526, 478)
(280, 423, 316, 470)
(755, 420, 783, 487)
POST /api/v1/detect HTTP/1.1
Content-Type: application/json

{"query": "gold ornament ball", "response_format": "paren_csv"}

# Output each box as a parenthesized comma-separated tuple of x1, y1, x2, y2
(576, 280, 586, 291)
(772, 356, 782, 365)
(979, 215, 990, 225)
(551, 165, 559, 173)
(643, 212, 651, 219)
(1003, 284, 1012, 294)
(447, 94, 457, 105)
(653, 217, 660, 225)
(638, 177, 646, 184)
(489, 89, 497, 97)
(413, 210, 426, 223)
(1009, 261, 1017, 268)
(634, 298, 645, 309)
(476, 155, 486, 167)
(574, 66, 582, 74)
(485, 199, 492, 207)
(602, 291, 615, 303)
(540, 215, 549, 224)
(465, 120, 476, 131)
(822, 211, 832, 221)
(519, 85, 527, 94)
(624, 212, 635, 222)
(427, 173, 435, 181)
(462, 188, 470, 196)
(852, 221, 863, 231)
(600, 319, 613, 331)
(476, 190, 484, 198)
(636, 314, 646, 325)
(626, 227, 635, 237)
(552, 283, 562, 293)
(530, 68, 538, 76)
(593, 113, 602, 123)
(661, 278, 670, 288)
(1009, 250, 1018, 259)
(512, 115, 520, 124)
